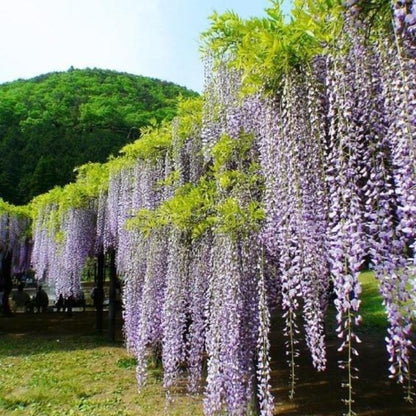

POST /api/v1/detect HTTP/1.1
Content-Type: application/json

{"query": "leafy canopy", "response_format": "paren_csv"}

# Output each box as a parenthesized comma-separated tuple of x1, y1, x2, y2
(201, 0, 395, 93)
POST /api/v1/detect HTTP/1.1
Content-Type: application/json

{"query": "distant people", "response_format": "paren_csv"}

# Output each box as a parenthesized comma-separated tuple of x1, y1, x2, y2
(65, 294, 74, 317)
(55, 294, 65, 312)
(90, 286, 98, 307)
(78, 290, 86, 312)
(35, 285, 49, 313)
(11, 283, 31, 313)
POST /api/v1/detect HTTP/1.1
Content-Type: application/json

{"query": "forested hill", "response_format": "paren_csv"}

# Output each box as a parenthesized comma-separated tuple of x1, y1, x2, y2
(0, 68, 198, 205)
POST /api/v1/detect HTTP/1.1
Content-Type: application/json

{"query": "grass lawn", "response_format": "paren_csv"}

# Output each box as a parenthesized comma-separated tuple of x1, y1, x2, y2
(0, 313, 204, 416)
(358, 270, 388, 329)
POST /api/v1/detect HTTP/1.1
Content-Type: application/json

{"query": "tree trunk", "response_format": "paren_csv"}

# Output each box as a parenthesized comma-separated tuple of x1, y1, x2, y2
(95, 251, 105, 333)
(108, 248, 117, 342)
(1, 251, 13, 316)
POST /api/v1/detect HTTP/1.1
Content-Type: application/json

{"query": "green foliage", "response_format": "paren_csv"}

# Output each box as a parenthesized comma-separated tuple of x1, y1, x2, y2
(201, 0, 395, 93)
(129, 177, 217, 238)
(116, 357, 138, 369)
(215, 197, 265, 236)
(173, 97, 203, 143)
(73, 162, 110, 196)
(28, 161, 109, 240)
(119, 120, 172, 163)
(211, 132, 254, 171)
(0, 68, 198, 205)
(128, 131, 264, 240)
(0, 198, 32, 222)
(201, 0, 340, 92)
(120, 97, 203, 168)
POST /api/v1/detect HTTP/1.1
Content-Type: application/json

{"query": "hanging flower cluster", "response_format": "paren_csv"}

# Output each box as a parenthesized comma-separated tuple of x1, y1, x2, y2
(29, 164, 107, 298)
(59, 206, 96, 297)
(323, 13, 416, 406)
(376, 38, 416, 400)
(0, 206, 32, 275)
(325, 33, 372, 411)
(109, 159, 168, 359)
(9, 214, 32, 275)
(393, 0, 416, 40)
(258, 66, 329, 399)
(31, 204, 57, 282)
(31, 202, 96, 298)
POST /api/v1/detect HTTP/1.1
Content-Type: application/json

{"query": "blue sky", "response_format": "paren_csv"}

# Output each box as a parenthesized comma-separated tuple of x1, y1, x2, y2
(0, 0, 292, 93)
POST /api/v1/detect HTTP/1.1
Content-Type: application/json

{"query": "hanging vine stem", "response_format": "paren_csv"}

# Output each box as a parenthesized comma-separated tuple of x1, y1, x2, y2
(279, 74, 302, 400)
(256, 244, 274, 416)
(332, 245, 362, 416)
(405, 360, 414, 404)
(344, 300, 359, 416)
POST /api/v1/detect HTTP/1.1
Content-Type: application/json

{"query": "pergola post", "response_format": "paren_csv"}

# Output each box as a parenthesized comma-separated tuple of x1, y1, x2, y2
(108, 248, 117, 342)
(95, 250, 105, 333)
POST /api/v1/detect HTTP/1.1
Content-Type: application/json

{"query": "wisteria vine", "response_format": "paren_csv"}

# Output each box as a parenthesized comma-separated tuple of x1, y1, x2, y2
(4, 3, 415, 416)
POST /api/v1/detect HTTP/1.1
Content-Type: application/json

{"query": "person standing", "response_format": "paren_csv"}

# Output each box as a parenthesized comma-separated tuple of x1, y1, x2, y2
(35, 285, 49, 313)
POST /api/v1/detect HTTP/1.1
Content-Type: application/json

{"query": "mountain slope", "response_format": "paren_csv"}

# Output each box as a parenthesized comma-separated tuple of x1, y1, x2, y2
(0, 68, 198, 205)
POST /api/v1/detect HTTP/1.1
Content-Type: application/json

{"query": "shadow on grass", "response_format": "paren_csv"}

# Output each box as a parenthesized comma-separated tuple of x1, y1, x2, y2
(267, 271, 415, 415)
(0, 311, 122, 357)
(0, 397, 32, 412)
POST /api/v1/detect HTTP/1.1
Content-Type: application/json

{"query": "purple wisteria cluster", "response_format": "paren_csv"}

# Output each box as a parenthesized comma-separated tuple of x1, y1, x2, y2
(0, 211, 32, 275)
(258, 67, 329, 398)
(32, 204, 96, 299)
(376, 39, 416, 398)
(9, 215, 32, 275)
(324, 21, 416, 405)
(60, 207, 96, 297)
(203, 234, 261, 415)
(105, 159, 168, 360)
(393, 0, 416, 40)
(325, 34, 372, 410)
(31, 205, 56, 282)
